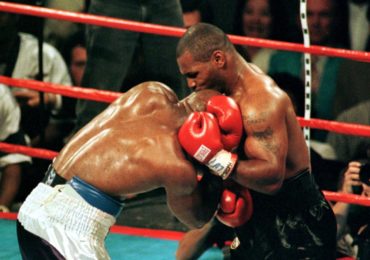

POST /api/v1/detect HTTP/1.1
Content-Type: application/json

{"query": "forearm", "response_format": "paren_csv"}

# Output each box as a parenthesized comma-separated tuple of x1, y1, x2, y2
(231, 158, 284, 194)
(332, 202, 351, 239)
(170, 200, 215, 230)
(197, 171, 223, 216)
(171, 171, 222, 229)
(0, 164, 22, 207)
(190, 173, 222, 228)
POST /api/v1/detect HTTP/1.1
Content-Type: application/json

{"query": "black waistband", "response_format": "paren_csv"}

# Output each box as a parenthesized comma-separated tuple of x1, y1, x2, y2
(281, 168, 312, 190)
(275, 168, 323, 208)
(42, 164, 67, 187)
(250, 169, 324, 210)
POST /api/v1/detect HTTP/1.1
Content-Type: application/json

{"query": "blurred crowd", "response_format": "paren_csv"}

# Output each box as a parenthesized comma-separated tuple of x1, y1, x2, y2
(0, 0, 369, 259)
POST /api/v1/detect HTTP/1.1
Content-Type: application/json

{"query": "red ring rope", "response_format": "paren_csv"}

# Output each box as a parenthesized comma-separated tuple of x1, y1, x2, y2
(0, 142, 57, 160)
(0, 1, 369, 62)
(297, 118, 370, 137)
(0, 212, 186, 241)
(1, 76, 369, 137)
(323, 191, 370, 207)
(0, 76, 119, 103)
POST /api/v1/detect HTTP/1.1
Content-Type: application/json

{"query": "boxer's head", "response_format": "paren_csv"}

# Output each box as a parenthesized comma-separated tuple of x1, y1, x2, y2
(179, 89, 221, 114)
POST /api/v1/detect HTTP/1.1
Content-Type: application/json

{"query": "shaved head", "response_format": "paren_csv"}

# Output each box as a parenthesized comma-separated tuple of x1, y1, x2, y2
(176, 23, 235, 62)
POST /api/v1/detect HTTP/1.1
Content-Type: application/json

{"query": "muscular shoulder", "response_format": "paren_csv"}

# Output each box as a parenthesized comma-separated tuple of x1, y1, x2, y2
(141, 81, 179, 102)
(239, 75, 291, 130)
(244, 74, 288, 111)
(114, 81, 179, 115)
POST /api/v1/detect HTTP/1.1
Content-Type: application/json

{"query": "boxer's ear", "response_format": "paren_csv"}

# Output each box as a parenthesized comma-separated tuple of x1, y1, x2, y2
(211, 50, 226, 68)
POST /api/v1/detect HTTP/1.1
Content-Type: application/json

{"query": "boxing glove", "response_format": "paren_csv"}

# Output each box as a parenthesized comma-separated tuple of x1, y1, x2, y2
(216, 188, 253, 228)
(178, 112, 237, 179)
(206, 95, 243, 151)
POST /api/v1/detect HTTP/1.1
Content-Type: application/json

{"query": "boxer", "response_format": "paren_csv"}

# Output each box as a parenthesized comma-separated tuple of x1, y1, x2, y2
(17, 81, 232, 259)
(176, 23, 337, 259)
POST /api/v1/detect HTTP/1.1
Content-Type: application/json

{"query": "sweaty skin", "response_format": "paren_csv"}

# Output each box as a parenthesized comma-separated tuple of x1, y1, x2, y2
(177, 42, 310, 195)
(176, 24, 336, 259)
(53, 81, 221, 228)
(234, 63, 310, 192)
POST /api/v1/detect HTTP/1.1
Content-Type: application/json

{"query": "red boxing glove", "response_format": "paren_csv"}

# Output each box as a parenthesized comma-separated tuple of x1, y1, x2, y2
(206, 95, 243, 151)
(178, 112, 237, 179)
(216, 188, 253, 228)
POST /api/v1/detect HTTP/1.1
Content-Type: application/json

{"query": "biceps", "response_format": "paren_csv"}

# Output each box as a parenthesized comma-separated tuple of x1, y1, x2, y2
(244, 125, 287, 161)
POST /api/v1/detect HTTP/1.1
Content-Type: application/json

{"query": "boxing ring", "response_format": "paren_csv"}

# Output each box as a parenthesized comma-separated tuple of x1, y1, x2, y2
(0, 1, 369, 259)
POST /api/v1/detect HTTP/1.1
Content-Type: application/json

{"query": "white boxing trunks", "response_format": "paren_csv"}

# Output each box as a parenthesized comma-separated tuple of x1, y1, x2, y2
(18, 182, 116, 260)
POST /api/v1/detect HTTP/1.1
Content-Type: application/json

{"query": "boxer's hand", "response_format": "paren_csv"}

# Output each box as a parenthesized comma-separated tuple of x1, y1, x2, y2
(216, 188, 253, 227)
(0, 205, 10, 213)
(13, 90, 57, 108)
(206, 95, 243, 151)
(178, 112, 237, 179)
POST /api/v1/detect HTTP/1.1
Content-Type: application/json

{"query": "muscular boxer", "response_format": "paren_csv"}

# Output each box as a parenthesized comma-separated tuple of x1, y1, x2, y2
(176, 23, 337, 259)
(16, 81, 225, 259)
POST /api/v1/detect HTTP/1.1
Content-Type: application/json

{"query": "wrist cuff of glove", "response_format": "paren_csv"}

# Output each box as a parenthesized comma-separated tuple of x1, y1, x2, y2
(206, 150, 237, 179)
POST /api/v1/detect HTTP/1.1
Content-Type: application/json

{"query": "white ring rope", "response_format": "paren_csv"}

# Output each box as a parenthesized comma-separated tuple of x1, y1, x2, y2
(300, 0, 312, 151)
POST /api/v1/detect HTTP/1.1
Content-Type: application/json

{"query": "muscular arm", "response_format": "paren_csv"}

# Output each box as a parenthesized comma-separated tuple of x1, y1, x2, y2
(231, 92, 289, 195)
(332, 162, 362, 239)
(166, 164, 222, 229)
(0, 164, 22, 208)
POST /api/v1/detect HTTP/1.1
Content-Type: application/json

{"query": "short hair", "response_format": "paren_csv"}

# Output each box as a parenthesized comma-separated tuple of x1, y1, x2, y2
(180, 0, 201, 13)
(61, 29, 86, 66)
(176, 23, 234, 62)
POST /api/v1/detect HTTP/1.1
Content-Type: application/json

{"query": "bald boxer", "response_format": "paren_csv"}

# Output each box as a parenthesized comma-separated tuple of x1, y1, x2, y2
(176, 23, 337, 259)
(16, 81, 224, 260)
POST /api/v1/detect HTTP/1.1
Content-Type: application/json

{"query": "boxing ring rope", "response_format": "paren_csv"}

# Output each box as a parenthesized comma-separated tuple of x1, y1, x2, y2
(0, 211, 186, 240)
(0, 76, 120, 103)
(1, 75, 370, 137)
(0, 1, 369, 62)
(0, 2, 369, 208)
(0, 142, 58, 160)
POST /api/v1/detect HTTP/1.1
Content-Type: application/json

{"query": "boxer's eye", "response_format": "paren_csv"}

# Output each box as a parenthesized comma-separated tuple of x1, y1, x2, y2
(186, 72, 198, 79)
